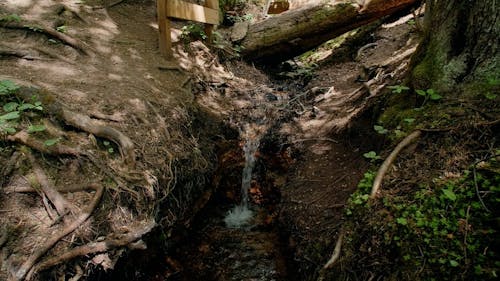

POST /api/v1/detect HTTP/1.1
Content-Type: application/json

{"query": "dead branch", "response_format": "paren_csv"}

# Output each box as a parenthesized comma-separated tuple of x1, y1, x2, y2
(13, 184, 104, 281)
(1, 21, 90, 55)
(370, 130, 422, 198)
(32, 220, 156, 275)
(27, 152, 72, 216)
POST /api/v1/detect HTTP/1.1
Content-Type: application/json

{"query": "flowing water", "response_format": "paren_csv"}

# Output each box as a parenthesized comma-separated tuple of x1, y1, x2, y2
(224, 133, 260, 228)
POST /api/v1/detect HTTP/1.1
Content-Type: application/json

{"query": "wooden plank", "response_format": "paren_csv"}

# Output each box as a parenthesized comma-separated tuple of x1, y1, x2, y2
(166, 0, 219, 25)
(204, 0, 219, 40)
(157, 0, 172, 58)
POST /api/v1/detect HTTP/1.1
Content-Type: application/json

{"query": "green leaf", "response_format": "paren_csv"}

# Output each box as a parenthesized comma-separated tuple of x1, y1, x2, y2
(428, 89, 442, 100)
(103, 141, 110, 146)
(363, 151, 380, 161)
(43, 138, 60, 146)
(27, 124, 46, 133)
(0, 80, 20, 95)
(3, 127, 17, 134)
(388, 85, 410, 94)
(56, 25, 67, 33)
(403, 118, 415, 124)
(449, 260, 459, 267)
(485, 92, 497, 100)
(0, 111, 20, 120)
(17, 103, 35, 111)
(396, 217, 408, 225)
(442, 188, 457, 201)
(1, 14, 22, 22)
(374, 125, 388, 134)
(416, 89, 426, 96)
(3, 102, 19, 112)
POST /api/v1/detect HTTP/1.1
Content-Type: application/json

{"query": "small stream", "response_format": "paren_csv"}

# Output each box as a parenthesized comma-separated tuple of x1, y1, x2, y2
(170, 125, 291, 281)
(224, 132, 259, 228)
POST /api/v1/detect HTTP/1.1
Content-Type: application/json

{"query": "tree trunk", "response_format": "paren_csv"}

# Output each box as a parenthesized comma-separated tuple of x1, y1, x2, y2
(409, 0, 499, 96)
(239, 0, 421, 62)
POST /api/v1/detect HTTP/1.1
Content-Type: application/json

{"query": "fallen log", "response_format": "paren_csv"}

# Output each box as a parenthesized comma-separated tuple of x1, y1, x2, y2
(239, 0, 421, 62)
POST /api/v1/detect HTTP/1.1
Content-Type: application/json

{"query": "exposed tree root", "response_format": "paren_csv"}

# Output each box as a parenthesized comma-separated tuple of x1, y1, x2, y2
(1, 21, 90, 55)
(27, 152, 72, 217)
(6, 131, 81, 156)
(0, 49, 42, 61)
(370, 130, 422, 198)
(0, 151, 21, 188)
(318, 228, 344, 280)
(15, 86, 136, 168)
(30, 220, 156, 278)
(13, 184, 104, 281)
(59, 108, 136, 168)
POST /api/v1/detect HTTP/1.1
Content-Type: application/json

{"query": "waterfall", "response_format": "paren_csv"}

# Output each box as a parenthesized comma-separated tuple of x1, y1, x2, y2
(224, 133, 260, 228)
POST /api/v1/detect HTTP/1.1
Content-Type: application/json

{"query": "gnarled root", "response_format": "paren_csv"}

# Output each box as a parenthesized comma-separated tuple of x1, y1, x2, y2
(15, 86, 136, 168)
(29, 220, 156, 278)
(13, 184, 104, 281)
(27, 152, 72, 217)
(6, 131, 81, 156)
(59, 108, 136, 168)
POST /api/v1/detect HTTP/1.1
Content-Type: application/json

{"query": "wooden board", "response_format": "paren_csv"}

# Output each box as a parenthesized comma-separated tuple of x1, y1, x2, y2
(166, 0, 219, 25)
(157, 0, 172, 58)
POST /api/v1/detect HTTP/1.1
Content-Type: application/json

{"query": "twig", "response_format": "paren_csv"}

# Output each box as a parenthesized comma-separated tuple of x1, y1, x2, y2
(370, 130, 422, 198)
(472, 162, 491, 212)
(286, 138, 339, 145)
(13, 184, 104, 281)
(31, 220, 156, 275)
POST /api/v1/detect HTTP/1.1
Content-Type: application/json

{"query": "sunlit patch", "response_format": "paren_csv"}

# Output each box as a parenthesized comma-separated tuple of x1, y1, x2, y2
(5, 0, 32, 8)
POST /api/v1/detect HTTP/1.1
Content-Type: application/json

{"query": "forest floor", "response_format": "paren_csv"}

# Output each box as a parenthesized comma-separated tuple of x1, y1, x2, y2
(1, 1, 498, 281)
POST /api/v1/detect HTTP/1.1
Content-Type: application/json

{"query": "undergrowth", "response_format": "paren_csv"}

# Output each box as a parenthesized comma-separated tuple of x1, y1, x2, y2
(342, 148, 500, 280)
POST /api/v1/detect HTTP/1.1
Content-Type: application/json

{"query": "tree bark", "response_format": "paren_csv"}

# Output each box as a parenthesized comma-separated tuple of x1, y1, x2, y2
(240, 0, 421, 62)
(409, 0, 500, 96)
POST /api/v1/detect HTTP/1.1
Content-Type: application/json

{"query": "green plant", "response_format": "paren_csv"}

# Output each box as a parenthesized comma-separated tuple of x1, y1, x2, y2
(0, 13, 21, 22)
(388, 85, 410, 94)
(103, 140, 114, 154)
(346, 171, 375, 215)
(384, 167, 500, 279)
(363, 151, 381, 162)
(56, 25, 67, 33)
(180, 23, 207, 41)
(416, 88, 442, 106)
(374, 124, 388, 134)
(0, 80, 44, 135)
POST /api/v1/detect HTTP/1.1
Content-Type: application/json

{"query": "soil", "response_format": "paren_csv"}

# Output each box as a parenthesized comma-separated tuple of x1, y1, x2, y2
(1, 0, 426, 280)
